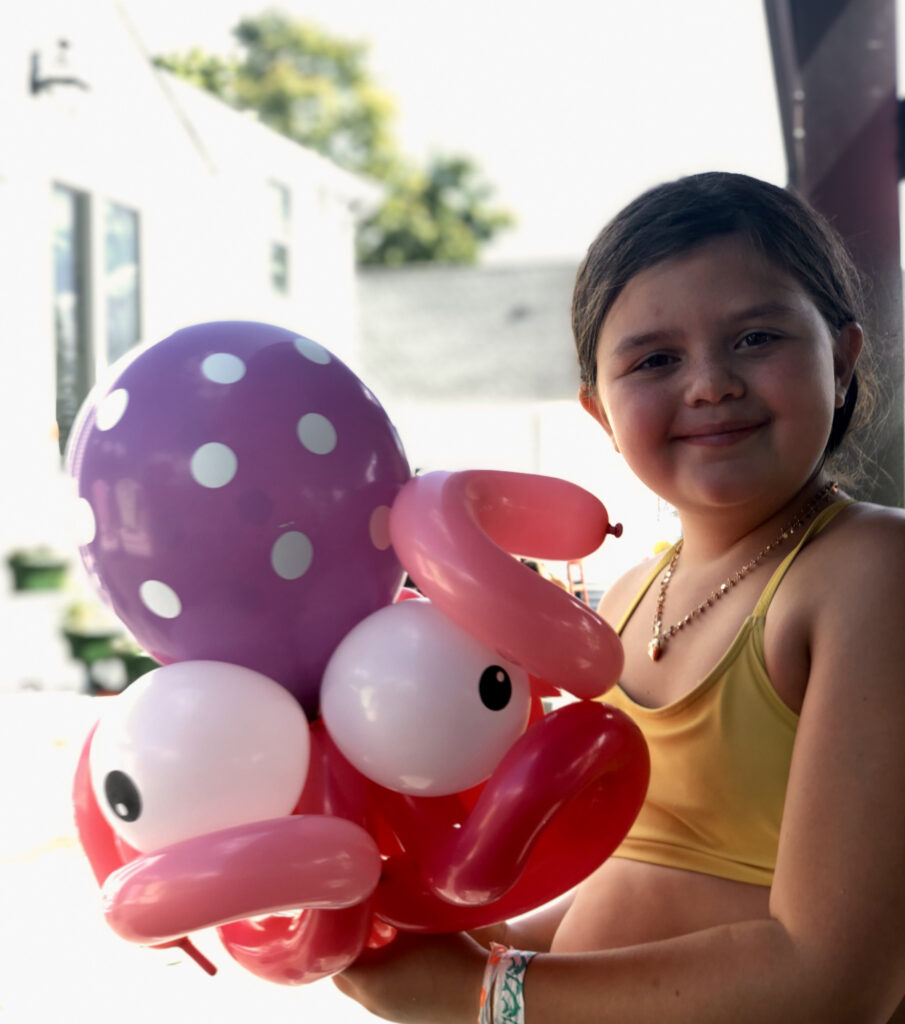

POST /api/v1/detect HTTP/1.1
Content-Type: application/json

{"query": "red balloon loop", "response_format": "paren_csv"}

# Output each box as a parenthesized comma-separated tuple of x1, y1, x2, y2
(372, 700, 649, 932)
(218, 902, 375, 985)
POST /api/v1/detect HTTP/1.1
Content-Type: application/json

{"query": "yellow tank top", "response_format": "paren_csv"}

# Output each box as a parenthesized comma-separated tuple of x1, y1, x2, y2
(605, 501, 851, 886)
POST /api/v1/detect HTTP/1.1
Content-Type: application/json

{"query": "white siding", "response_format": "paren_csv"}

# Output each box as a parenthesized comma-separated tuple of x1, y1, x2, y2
(0, 0, 374, 559)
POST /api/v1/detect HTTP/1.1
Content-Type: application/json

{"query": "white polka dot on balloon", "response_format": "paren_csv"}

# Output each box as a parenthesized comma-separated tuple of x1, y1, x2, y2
(190, 442, 238, 488)
(202, 352, 246, 384)
(271, 531, 314, 580)
(297, 413, 337, 455)
(369, 505, 392, 551)
(96, 389, 129, 431)
(74, 498, 96, 546)
(293, 336, 331, 364)
(139, 580, 182, 619)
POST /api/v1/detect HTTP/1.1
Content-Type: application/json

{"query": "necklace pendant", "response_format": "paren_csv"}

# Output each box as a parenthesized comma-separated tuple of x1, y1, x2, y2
(647, 637, 662, 662)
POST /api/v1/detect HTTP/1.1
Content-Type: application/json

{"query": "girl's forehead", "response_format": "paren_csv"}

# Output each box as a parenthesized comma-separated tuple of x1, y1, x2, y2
(600, 236, 811, 338)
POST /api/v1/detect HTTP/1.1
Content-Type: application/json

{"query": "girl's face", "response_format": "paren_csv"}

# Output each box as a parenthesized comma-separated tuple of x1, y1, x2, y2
(582, 235, 861, 515)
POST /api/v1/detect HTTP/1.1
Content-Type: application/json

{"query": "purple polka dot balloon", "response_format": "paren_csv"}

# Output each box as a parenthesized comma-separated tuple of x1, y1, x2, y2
(67, 322, 411, 717)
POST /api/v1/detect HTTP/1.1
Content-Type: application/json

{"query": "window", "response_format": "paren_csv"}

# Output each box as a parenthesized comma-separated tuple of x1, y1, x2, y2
(53, 184, 91, 455)
(52, 189, 142, 454)
(267, 180, 291, 295)
(105, 202, 141, 363)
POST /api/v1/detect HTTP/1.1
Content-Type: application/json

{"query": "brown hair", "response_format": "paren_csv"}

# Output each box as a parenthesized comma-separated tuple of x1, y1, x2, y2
(572, 172, 869, 456)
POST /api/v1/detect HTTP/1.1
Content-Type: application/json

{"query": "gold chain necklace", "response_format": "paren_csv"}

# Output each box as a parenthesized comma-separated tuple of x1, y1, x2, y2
(647, 482, 838, 662)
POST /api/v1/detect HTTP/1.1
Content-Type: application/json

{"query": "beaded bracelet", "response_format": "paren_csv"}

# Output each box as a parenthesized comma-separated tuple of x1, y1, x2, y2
(478, 942, 537, 1024)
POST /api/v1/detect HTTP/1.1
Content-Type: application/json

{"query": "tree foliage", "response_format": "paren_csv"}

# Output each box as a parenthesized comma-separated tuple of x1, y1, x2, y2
(357, 155, 515, 266)
(155, 11, 513, 264)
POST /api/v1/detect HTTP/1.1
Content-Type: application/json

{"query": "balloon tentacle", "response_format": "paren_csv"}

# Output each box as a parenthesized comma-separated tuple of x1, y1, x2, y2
(100, 816, 381, 945)
(423, 701, 649, 904)
(373, 702, 649, 932)
(217, 902, 374, 985)
(389, 470, 624, 699)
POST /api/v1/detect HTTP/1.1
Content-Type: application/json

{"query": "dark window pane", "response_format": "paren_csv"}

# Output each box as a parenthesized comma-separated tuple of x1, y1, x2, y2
(267, 181, 291, 295)
(270, 242, 289, 294)
(105, 203, 140, 363)
(53, 185, 90, 455)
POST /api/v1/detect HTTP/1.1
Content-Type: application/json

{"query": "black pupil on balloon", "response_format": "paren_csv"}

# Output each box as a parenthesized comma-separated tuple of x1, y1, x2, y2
(479, 666, 512, 711)
(105, 770, 142, 822)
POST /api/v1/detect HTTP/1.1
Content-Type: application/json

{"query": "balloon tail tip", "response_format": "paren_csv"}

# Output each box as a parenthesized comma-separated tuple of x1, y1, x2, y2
(171, 937, 218, 976)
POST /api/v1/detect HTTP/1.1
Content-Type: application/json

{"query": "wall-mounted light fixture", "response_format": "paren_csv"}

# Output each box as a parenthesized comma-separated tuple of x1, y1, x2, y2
(30, 38, 90, 95)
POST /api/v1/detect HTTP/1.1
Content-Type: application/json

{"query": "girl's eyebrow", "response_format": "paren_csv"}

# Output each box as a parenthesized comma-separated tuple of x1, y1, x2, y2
(612, 328, 682, 356)
(611, 301, 803, 355)
(726, 300, 801, 321)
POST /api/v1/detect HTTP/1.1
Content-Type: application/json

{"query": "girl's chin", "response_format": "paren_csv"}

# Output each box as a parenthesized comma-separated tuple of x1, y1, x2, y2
(655, 470, 790, 512)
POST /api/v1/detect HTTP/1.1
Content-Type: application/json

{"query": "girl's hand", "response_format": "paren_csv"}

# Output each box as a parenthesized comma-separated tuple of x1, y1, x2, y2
(333, 930, 488, 1024)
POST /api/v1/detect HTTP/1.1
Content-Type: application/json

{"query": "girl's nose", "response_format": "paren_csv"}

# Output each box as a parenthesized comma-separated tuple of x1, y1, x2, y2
(684, 355, 745, 405)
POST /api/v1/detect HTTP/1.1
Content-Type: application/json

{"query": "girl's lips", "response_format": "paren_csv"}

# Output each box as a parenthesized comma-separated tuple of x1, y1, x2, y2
(675, 422, 765, 446)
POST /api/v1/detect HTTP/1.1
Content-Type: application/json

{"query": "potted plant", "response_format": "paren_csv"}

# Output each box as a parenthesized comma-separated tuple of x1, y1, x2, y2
(61, 597, 124, 664)
(6, 545, 70, 591)
(110, 635, 160, 685)
(61, 597, 160, 695)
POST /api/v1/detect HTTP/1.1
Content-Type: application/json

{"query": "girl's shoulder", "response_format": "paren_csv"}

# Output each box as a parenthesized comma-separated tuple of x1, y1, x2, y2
(846, 497, 905, 527)
(824, 499, 905, 566)
(789, 499, 905, 610)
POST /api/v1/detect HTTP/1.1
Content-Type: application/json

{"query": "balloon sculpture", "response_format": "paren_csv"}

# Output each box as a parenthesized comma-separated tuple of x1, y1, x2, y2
(67, 321, 649, 985)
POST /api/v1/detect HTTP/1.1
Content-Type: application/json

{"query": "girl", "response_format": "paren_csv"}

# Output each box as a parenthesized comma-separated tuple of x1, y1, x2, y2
(334, 173, 905, 1022)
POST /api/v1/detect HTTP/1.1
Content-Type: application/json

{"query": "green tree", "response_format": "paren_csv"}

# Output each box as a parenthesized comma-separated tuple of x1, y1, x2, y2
(155, 11, 513, 264)
(357, 155, 514, 265)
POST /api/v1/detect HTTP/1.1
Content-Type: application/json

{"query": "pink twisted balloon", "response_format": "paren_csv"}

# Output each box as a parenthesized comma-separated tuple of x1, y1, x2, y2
(389, 470, 625, 698)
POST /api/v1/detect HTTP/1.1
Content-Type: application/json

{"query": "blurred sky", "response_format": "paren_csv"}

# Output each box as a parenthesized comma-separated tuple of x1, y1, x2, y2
(118, 0, 788, 264)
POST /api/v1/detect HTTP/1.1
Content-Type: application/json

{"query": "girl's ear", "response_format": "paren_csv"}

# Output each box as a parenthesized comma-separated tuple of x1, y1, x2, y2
(833, 323, 864, 408)
(578, 387, 620, 452)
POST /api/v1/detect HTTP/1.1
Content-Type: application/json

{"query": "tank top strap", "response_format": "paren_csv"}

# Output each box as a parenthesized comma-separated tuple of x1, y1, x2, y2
(752, 500, 854, 618)
(615, 545, 678, 635)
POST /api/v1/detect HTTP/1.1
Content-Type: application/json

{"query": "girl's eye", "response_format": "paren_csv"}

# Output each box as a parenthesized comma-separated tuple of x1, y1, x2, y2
(737, 331, 777, 349)
(632, 352, 677, 372)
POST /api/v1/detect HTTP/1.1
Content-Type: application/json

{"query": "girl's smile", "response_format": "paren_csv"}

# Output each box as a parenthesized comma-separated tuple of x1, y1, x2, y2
(672, 420, 768, 446)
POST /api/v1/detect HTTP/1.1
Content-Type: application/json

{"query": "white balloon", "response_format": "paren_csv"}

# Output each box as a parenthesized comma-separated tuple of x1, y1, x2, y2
(89, 661, 310, 852)
(321, 600, 531, 796)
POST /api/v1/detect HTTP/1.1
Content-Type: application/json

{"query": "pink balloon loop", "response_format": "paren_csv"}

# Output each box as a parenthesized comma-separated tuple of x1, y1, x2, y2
(101, 815, 381, 946)
(389, 470, 624, 698)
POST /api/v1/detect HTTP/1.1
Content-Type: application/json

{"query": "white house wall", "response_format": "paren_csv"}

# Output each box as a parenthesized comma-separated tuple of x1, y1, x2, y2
(0, 0, 373, 558)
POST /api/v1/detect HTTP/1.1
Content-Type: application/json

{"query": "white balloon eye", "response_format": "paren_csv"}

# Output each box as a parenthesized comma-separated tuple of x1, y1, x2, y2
(321, 600, 531, 796)
(89, 661, 310, 853)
